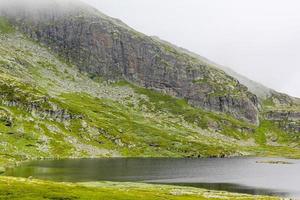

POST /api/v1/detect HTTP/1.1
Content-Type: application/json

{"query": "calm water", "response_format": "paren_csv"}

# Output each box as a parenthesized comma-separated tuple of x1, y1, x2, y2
(4, 157, 300, 198)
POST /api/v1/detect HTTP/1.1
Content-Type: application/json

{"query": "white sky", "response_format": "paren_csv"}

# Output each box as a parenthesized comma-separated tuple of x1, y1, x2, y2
(82, 0, 300, 97)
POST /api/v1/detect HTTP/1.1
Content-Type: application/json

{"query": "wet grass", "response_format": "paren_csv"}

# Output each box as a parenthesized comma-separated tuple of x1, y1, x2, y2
(0, 176, 279, 200)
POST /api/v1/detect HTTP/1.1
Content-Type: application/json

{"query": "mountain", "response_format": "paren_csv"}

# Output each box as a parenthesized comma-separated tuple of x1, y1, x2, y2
(151, 36, 300, 139)
(0, 0, 299, 167)
(150, 36, 275, 100)
(1, 0, 260, 125)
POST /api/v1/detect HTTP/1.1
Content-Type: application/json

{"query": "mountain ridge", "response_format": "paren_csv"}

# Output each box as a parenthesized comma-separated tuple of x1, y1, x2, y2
(150, 35, 299, 101)
(1, 0, 261, 124)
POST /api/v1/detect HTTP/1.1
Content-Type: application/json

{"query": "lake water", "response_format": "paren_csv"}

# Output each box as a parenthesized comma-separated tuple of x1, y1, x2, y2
(4, 157, 300, 198)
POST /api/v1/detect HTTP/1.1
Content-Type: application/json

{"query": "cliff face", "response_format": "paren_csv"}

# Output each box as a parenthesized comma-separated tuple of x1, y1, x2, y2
(262, 92, 300, 133)
(0, 0, 259, 124)
(266, 112, 300, 133)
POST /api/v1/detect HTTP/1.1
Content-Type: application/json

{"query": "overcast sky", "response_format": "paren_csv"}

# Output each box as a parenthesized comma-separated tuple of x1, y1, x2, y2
(82, 0, 300, 97)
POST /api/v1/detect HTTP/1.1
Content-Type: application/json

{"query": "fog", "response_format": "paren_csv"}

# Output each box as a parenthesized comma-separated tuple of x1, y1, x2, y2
(0, 0, 299, 97)
(0, 0, 80, 8)
(0, 0, 87, 16)
(81, 0, 300, 97)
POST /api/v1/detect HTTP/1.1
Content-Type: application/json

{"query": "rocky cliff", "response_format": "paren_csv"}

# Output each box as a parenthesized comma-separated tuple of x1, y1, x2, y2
(0, 0, 259, 124)
(262, 92, 300, 133)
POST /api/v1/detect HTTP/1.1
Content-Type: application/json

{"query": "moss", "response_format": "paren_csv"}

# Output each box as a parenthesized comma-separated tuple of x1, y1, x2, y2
(262, 97, 276, 108)
(0, 167, 5, 174)
(0, 17, 14, 34)
(254, 121, 269, 145)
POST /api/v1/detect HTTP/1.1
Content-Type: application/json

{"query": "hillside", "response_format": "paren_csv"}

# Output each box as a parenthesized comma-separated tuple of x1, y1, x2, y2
(1, 0, 260, 125)
(150, 36, 273, 99)
(0, 0, 299, 169)
(0, 25, 252, 166)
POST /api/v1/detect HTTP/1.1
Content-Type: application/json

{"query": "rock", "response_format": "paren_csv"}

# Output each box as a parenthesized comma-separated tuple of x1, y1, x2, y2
(265, 111, 300, 133)
(256, 160, 293, 165)
(266, 111, 300, 121)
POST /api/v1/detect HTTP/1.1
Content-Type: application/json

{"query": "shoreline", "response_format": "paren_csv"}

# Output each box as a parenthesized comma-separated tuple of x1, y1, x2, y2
(0, 176, 281, 200)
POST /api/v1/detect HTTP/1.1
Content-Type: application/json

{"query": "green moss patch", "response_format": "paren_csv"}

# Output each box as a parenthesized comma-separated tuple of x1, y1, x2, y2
(0, 17, 14, 34)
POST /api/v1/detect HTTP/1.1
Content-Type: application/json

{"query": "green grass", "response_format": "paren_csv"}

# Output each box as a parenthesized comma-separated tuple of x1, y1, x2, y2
(0, 176, 279, 200)
(121, 82, 255, 140)
(245, 145, 300, 159)
(254, 121, 268, 145)
(57, 92, 238, 158)
(0, 17, 14, 34)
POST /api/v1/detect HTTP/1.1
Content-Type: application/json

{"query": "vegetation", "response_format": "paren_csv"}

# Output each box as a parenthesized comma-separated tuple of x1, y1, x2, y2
(0, 17, 14, 34)
(0, 176, 279, 200)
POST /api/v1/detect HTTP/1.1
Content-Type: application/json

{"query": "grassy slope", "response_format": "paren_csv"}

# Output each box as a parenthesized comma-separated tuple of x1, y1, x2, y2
(0, 28, 245, 165)
(0, 16, 299, 164)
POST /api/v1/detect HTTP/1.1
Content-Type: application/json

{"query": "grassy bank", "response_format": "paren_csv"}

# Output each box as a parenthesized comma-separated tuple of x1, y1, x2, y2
(0, 176, 279, 200)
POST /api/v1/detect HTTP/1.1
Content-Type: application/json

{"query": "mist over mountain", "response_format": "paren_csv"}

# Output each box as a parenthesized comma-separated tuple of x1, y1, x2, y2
(81, 0, 300, 98)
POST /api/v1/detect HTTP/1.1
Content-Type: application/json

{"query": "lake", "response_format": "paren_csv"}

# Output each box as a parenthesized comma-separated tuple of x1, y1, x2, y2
(4, 157, 300, 198)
